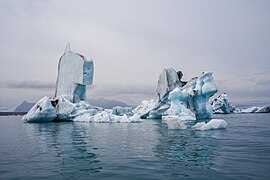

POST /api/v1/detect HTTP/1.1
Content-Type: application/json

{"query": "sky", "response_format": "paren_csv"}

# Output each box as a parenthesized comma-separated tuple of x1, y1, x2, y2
(0, 0, 270, 110)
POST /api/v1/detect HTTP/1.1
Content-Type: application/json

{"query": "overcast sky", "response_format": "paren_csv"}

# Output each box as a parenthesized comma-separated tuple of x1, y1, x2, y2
(0, 0, 270, 110)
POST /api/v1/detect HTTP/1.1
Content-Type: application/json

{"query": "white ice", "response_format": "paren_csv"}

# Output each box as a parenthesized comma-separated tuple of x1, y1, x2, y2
(234, 106, 270, 113)
(211, 93, 234, 114)
(162, 116, 196, 130)
(73, 111, 142, 123)
(22, 96, 57, 122)
(156, 68, 181, 101)
(133, 99, 157, 116)
(112, 106, 133, 116)
(135, 70, 218, 120)
(55, 44, 94, 103)
(166, 87, 196, 118)
(23, 95, 142, 123)
(192, 119, 227, 131)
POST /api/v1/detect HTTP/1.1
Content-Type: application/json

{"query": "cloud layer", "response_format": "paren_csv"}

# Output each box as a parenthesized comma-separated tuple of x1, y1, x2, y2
(0, 0, 270, 109)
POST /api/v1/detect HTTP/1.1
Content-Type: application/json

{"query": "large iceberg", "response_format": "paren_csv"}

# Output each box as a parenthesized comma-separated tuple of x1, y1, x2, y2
(23, 45, 227, 130)
(133, 68, 227, 130)
(137, 69, 218, 120)
(23, 45, 139, 123)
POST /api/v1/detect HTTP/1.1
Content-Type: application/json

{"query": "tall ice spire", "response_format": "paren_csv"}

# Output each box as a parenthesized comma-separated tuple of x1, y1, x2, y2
(64, 43, 71, 53)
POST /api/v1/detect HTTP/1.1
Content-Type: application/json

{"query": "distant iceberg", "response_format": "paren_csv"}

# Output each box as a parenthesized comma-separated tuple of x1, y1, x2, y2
(234, 106, 270, 113)
(211, 93, 270, 114)
(211, 93, 235, 114)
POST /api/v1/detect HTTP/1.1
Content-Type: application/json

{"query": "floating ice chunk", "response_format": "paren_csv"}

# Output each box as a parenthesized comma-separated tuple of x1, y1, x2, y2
(255, 106, 270, 113)
(112, 106, 133, 116)
(239, 107, 258, 113)
(193, 119, 227, 131)
(162, 115, 196, 129)
(233, 106, 270, 113)
(22, 96, 57, 122)
(192, 122, 206, 129)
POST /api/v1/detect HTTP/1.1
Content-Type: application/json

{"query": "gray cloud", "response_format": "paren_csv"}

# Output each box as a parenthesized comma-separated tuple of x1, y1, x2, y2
(0, 81, 55, 90)
(0, 0, 270, 108)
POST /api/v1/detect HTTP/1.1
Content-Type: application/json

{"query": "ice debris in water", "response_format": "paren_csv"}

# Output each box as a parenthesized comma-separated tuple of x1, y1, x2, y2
(192, 119, 227, 131)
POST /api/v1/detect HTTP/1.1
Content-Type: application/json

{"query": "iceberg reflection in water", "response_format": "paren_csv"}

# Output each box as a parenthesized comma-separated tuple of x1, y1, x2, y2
(154, 121, 219, 169)
(25, 122, 102, 177)
(0, 114, 270, 179)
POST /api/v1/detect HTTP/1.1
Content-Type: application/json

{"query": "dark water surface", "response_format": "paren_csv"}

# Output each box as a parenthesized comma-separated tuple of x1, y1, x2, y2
(0, 114, 270, 179)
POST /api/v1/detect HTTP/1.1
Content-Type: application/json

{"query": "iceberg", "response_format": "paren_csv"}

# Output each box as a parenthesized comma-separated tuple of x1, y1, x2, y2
(137, 69, 218, 120)
(234, 106, 270, 113)
(211, 93, 234, 114)
(23, 44, 141, 123)
(212, 93, 270, 114)
(22, 44, 227, 130)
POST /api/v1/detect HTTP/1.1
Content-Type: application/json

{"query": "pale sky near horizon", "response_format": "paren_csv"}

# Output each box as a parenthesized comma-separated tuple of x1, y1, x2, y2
(0, 0, 270, 110)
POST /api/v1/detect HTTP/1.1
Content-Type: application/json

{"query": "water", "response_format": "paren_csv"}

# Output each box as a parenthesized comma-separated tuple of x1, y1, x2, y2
(0, 114, 270, 180)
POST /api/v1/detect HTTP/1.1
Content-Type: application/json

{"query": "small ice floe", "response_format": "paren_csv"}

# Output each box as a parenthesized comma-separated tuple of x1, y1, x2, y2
(162, 115, 196, 130)
(192, 119, 227, 131)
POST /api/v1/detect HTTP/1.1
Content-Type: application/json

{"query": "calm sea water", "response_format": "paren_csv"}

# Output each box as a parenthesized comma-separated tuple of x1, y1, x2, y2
(0, 114, 270, 180)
